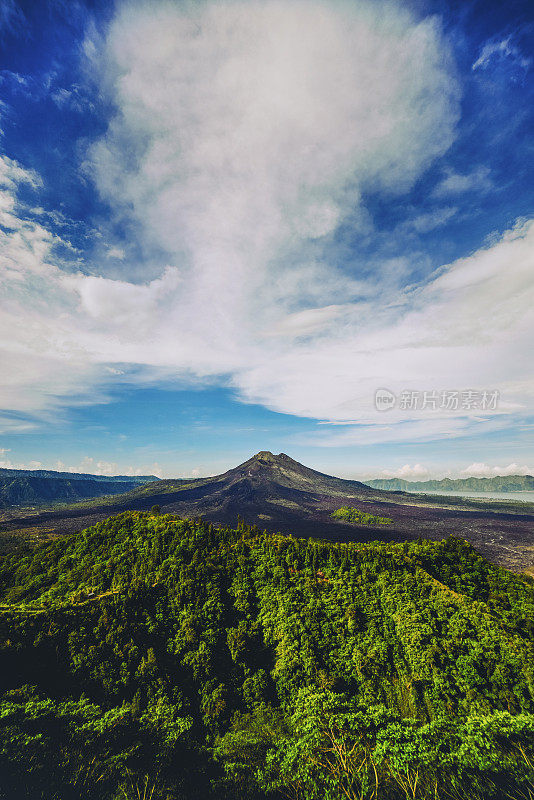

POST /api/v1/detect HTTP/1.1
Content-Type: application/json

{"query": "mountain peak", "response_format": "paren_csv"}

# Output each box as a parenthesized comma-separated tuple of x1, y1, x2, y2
(247, 451, 303, 470)
(252, 451, 289, 461)
(232, 451, 332, 483)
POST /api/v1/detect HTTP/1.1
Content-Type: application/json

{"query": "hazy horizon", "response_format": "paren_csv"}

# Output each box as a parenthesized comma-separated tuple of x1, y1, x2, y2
(1, 448, 533, 484)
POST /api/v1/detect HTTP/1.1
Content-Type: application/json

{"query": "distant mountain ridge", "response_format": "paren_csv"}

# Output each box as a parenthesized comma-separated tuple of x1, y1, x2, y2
(0, 469, 158, 509)
(0, 467, 157, 483)
(365, 475, 534, 492)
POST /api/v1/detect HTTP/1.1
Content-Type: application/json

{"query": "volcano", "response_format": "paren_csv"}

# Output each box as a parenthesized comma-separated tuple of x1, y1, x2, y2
(96, 450, 379, 536)
(1, 451, 534, 571)
(171, 450, 375, 528)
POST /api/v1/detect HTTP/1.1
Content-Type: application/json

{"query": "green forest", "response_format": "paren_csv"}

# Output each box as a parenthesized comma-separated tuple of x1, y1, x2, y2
(0, 510, 533, 800)
(332, 507, 393, 525)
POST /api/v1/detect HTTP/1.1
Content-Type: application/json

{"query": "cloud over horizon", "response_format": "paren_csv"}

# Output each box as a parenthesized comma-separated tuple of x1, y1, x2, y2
(0, 0, 532, 453)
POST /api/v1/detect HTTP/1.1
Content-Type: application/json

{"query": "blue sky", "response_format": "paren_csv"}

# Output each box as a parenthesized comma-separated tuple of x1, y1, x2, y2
(0, 0, 532, 479)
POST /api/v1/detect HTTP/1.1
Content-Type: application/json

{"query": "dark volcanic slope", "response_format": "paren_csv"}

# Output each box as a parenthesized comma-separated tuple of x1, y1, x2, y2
(1, 451, 534, 572)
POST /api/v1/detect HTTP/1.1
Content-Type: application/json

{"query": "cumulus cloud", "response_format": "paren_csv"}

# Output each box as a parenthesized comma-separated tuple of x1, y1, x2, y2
(87, 0, 459, 353)
(380, 463, 430, 479)
(0, 455, 42, 470)
(461, 462, 534, 478)
(77, 456, 117, 475)
(75, 458, 163, 478)
(0, 0, 533, 447)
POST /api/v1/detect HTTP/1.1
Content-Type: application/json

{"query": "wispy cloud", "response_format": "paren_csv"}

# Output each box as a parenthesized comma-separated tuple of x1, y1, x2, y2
(0, 155, 41, 192)
(295, 415, 512, 448)
(0, 0, 26, 40)
(400, 206, 458, 233)
(432, 166, 492, 198)
(473, 36, 531, 73)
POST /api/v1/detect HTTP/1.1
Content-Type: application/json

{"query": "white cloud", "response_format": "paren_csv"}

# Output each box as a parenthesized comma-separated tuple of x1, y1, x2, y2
(0, 155, 41, 192)
(0, 160, 109, 431)
(243, 216, 534, 432)
(86, 0, 459, 359)
(92, 0, 459, 258)
(380, 463, 430, 479)
(74, 457, 161, 477)
(296, 415, 511, 448)
(0, 457, 42, 470)
(461, 462, 534, 478)
(78, 456, 118, 476)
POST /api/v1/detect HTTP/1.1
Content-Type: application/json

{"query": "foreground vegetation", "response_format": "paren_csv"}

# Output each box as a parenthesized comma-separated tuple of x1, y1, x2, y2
(0, 511, 533, 799)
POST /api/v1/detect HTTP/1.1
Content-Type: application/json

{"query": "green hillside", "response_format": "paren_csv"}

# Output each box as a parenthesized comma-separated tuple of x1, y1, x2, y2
(0, 511, 533, 799)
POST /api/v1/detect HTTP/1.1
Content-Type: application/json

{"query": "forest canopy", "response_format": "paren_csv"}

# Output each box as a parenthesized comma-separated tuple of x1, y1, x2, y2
(0, 511, 533, 799)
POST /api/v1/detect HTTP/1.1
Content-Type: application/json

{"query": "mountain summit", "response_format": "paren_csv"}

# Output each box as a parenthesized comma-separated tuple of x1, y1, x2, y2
(219, 451, 369, 492)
